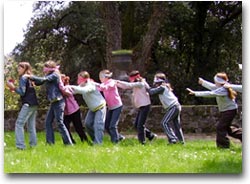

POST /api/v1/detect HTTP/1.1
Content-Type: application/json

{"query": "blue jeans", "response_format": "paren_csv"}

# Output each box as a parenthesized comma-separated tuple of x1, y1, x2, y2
(105, 106, 123, 143)
(85, 107, 106, 144)
(45, 99, 72, 145)
(15, 104, 38, 149)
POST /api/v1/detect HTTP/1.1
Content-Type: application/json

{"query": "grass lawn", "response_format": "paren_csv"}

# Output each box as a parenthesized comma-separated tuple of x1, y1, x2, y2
(4, 131, 242, 174)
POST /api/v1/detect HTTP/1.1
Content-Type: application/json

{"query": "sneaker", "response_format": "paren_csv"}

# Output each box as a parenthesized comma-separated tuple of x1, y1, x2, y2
(119, 135, 126, 141)
(168, 140, 177, 145)
(17, 147, 25, 150)
(148, 133, 157, 141)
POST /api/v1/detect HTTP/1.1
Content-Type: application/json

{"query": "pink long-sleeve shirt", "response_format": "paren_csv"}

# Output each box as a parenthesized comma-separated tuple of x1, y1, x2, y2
(117, 80, 151, 108)
(59, 81, 79, 115)
(98, 79, 123, 110)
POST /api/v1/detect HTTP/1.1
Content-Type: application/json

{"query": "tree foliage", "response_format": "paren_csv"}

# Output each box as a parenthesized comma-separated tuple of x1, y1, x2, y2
(5, 1, 242, 109)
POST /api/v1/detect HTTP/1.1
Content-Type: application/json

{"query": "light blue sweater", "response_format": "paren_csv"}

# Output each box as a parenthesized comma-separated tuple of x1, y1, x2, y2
(148, 85, 179, 110)
(194, 79, 238, 112)
(70, 81, 106, 112)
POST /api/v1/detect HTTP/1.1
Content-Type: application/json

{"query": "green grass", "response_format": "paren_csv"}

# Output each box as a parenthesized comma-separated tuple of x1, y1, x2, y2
(4, 132, 242, 173)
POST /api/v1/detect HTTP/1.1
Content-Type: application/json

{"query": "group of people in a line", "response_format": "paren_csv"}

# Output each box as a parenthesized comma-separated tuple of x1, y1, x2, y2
(6, 60, 242, 150)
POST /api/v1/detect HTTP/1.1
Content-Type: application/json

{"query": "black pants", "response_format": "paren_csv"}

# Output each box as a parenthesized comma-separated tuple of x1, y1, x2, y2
(64, 109, 89, 143)
(134, 105, 154, 144)
(216, 109, 242, 148)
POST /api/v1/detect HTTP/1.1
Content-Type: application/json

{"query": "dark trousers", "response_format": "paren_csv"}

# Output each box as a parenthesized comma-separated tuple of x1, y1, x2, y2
(161, 104, 184, 143)
(64, 109, 89, 143)
(105, 106, 123, 143)
(134, 105, 154, 144)
(216, 109, 242, 148)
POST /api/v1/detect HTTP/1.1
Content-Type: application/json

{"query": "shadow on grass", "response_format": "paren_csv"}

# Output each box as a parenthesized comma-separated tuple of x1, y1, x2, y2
(198, 159, 242, 173)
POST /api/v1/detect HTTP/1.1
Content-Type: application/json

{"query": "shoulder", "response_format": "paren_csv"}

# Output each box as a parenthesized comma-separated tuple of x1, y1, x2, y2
(20, 75, 29, 83)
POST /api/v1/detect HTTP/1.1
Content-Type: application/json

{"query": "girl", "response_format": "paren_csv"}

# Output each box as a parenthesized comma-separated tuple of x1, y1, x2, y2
(6, 62, 39, 150)
(96, 69, 125, 144)
(60, 74, 90, 145)
(27, 60, 73, 145)
(70, 71, 106, 145)
(148, 72, 185, 144)
(187, 72, 242, 148)
(117, 70, 157, 145)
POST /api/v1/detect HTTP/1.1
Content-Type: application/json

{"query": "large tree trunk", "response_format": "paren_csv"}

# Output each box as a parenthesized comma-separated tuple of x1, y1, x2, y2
(192, 1, 211, 77)
(101, 2, 122, 69)
(132, 2, 168, 74)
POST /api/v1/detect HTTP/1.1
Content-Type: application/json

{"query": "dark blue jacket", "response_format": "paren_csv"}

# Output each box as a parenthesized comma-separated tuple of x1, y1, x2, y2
(31, 72, 63, 103)
(15, 76, 38, 106)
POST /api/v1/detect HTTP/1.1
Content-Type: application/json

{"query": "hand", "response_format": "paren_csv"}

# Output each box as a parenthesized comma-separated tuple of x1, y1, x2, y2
(186, 88, 195, 95)
(223, 83, 230, 88)
(23, 74, 31, 79)
(6, 80, 15, 91)
(198, 77, 204, 85)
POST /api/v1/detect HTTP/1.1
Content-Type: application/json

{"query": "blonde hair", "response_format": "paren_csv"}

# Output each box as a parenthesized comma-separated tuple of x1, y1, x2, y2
(44, 60, 61, 75)
(99, 69, 113, 79)
(216, 72, 237, 100)
(78, 71, 90, 78)
(44, 60, 57, 68)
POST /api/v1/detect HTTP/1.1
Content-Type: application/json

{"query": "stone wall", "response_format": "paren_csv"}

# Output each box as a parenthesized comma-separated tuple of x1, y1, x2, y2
(4, 105, 242, 133)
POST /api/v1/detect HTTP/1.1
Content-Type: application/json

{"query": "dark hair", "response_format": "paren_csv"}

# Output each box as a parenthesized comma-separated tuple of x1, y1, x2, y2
(61, 74, 70, 85)
(18, 62, 32, 75)
(129, 70, 143, 82)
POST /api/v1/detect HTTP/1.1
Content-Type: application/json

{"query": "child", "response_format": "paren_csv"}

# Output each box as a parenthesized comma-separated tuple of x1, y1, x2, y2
(148, 72, 185, 144)
(6, 62, 39, 150)
(70, 71, 106, 145)
(117, 70, 157, 145)
(187, 72, 242, 148)
(60, 74, 90, 145)
(27, 60, 73, 145)
(96, 69, 125, 144)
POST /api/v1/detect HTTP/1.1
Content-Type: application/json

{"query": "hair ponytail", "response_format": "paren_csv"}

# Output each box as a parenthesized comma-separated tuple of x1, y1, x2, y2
(227, 87, 237, 100)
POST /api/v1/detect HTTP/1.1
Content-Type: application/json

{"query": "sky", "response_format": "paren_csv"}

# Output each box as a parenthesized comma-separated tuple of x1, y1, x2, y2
(4, 0, 34, 55)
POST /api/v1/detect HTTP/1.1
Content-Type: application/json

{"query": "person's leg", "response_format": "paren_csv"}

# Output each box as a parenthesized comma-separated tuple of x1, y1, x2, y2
(53, 100, 72, 145)
(161, 106, 178, 143)
(85, 110, 95, 142)
(105, 110, 112, 136)
(216, 109, 237, 148)
(108, 106, 123, 143)
(136, 105, 150, 144)
(228, 126, 242, 142)
(15, 104, 31, 149)
(45, 105, 55, 144)
(26, 106, 38, 147)
(71, 109, 89, 142)
(172, 105, 185, 143)
(93, 107, 106, 144)
(227, 110, 242, 142)
(64, 114, 76, 144)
